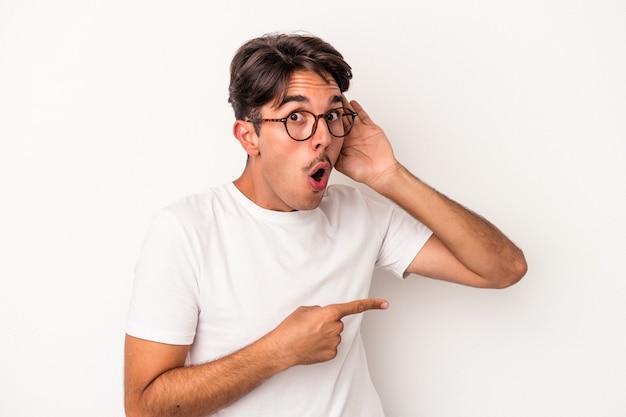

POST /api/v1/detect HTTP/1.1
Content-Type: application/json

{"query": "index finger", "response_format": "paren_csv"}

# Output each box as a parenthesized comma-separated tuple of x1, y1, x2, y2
(326, 298, 389, 319)
(341, 95, 361, 117)
(341, 93, 352, 109)
(347, 100, 371, 124)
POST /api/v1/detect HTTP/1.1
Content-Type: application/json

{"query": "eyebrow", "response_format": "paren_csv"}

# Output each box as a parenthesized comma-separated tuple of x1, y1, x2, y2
(279, 94, 343, 108)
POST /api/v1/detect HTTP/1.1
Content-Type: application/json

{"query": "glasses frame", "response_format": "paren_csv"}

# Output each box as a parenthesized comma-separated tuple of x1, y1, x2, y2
(247, 107, 358, 141)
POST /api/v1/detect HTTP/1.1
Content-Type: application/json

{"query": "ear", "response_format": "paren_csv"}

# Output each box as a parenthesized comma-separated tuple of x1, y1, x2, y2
(233, 120, 260, 156)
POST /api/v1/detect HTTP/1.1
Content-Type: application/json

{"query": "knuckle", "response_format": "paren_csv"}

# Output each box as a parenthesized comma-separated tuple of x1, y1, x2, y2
(326, 346, 339, 360)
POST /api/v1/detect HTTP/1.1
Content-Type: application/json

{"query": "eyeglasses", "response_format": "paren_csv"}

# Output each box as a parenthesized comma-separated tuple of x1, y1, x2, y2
(247, 107, 358, 141)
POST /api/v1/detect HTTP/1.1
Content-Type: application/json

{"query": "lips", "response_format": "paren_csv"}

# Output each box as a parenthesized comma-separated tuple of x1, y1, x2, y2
(307, 160, 331, 192)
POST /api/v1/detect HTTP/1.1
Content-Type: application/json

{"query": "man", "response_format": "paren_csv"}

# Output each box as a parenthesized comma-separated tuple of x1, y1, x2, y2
(124, 33, 527, 417)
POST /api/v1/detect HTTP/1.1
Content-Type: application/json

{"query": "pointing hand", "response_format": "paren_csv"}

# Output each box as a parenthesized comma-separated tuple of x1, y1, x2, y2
(269, 298, 389, 366)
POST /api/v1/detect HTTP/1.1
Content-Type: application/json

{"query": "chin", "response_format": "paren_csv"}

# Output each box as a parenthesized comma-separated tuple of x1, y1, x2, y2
(292, 195, 324, 211)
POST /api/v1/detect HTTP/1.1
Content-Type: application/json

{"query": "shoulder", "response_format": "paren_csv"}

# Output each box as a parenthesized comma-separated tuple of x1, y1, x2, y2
(324, 184, 369, 204)
(318, 184, 402, 234)
(154, 184, 235, 230)
(323, 184, 392, 213)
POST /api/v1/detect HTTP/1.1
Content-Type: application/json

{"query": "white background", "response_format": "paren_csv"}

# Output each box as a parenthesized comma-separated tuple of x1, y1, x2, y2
(1, 1, 625, 416)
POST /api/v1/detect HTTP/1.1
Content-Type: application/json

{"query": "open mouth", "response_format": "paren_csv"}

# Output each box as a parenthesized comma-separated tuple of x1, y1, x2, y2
(311, 168, 325, 182)
(307, 160, 330, 191)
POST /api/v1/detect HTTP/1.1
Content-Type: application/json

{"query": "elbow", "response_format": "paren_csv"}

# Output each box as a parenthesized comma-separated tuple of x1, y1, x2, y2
(124, 395, 151, 417)
(124, 402, 142, 417)
(124, 407, 139, 417)
(492, 249, 528, 289)
(124, 405, 153, 417)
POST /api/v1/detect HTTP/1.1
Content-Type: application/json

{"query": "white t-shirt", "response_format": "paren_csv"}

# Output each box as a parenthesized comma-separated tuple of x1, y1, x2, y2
(126, 183, 432, 417)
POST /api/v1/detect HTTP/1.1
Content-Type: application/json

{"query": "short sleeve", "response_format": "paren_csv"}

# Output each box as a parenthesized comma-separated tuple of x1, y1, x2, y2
(126, 209, 201, 345)
(373, 200, 433, 279)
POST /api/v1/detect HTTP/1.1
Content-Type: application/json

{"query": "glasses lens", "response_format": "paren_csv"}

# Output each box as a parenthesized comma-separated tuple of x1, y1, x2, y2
(284, 108, 355, 140)
(326, 108, 355, 137)
(285, 111, 315, 140)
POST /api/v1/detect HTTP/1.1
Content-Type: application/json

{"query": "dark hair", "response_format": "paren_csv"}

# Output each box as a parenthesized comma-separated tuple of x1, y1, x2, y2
(228, 33, 352, 123)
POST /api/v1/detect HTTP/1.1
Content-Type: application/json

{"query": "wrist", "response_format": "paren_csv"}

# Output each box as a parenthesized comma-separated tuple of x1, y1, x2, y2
(366, 162, 410, 195)
(255, 330, 299, 372)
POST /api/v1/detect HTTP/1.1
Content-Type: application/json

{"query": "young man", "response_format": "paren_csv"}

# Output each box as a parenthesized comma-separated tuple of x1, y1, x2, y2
(124, 33, 527, 417)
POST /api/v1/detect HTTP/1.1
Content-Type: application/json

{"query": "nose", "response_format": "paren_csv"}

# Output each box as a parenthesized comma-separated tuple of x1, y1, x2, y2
(311, 114, 333, 149)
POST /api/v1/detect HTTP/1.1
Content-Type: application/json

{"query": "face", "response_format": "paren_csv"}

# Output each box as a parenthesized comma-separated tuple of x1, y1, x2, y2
(235, 70, 345, 212)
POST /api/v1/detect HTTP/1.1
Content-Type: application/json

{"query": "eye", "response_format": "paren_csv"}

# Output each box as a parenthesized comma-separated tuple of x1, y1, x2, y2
(325, 109, 341, 122)
(287, 112, 305, 122)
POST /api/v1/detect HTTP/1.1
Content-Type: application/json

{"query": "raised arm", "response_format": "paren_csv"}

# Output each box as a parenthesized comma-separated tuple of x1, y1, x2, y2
(335, 99, 527, 289)
(124, 298, 388, 417)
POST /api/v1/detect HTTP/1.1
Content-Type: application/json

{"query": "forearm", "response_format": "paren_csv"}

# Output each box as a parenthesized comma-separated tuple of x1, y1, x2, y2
(126, 336, 290, 417)
(369, 164, 527, 286)
(125, 297, 381, 417)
